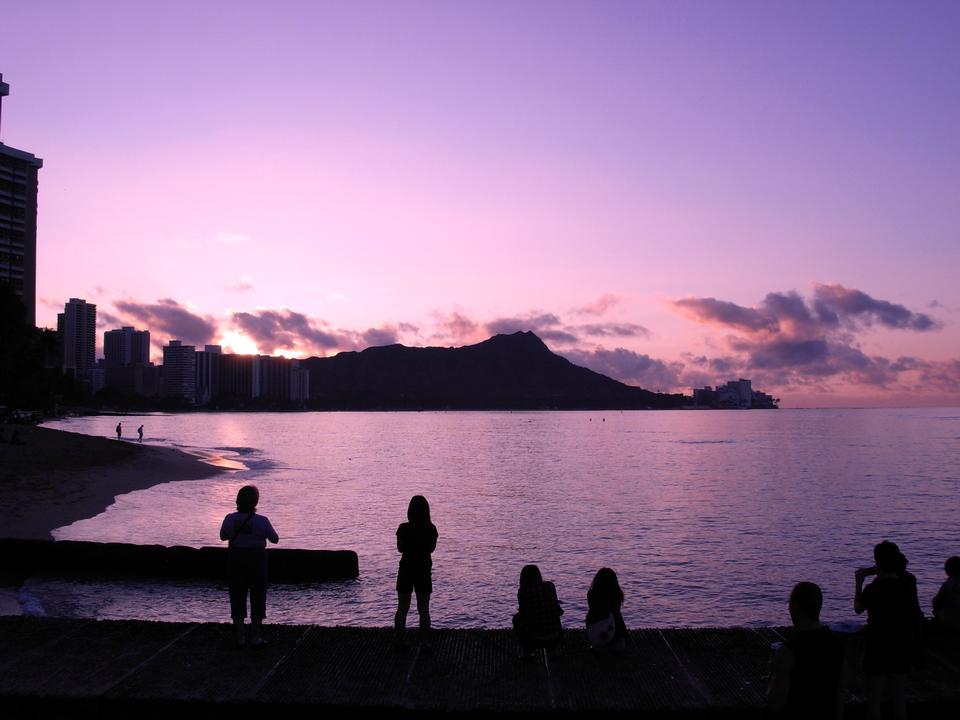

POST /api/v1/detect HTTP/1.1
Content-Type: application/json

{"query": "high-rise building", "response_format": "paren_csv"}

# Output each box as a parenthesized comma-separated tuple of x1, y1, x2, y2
(290, 359, 310, 404)
(0, 74, 43, 326)
(162, 340, 196, 402)
(104, 326, 151, 367)
(195, 344, 222, 405)
(57, 298, 96, 375)
(218, 353, 254, 403)
(252, 355, 292, 401)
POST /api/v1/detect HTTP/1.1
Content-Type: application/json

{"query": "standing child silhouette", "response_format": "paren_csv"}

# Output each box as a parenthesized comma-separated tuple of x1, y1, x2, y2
(220, 485, 279, 647)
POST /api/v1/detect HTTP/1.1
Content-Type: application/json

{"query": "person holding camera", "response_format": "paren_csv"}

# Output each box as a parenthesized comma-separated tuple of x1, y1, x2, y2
(854, 541, 915, 720)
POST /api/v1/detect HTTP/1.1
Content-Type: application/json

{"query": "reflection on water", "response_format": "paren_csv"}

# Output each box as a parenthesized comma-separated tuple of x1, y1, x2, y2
(36, 409, 960, 628)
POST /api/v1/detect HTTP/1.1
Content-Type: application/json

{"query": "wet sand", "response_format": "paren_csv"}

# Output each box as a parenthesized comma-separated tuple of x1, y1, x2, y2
(2, 424, 226, 541)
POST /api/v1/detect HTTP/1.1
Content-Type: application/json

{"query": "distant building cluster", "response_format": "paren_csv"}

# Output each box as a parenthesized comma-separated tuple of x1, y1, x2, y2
(692, 379, 778, 409)
(55, 297, 309, 407)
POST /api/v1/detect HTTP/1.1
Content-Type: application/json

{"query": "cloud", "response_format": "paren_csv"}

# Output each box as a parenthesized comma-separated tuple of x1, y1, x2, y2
(432, 311, 482, 345)
(113, 298, 218, 346)
(215, 231, 251, 245)
(577, 323, 650, 339)
(485, 313, 579, 344)
(226, 277, 255, 292)
(573, 293, 620, 316)
(97, 309, 123, 327)
(232, 309, 342, 354)
(361, 326, 399, 347)
(673, 297, 777, 333)
(230, 309, 410, 356)
(562, 347, 684, 390)
(812, 283, 938, 331)
(671, 284, 948, 391)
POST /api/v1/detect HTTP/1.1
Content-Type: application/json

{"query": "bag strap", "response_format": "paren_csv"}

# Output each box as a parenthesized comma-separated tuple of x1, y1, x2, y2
(229, 512, 255, 546)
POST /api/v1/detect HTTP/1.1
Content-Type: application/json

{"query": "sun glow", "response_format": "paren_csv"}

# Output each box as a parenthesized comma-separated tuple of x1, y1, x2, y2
(218, 331, 259, 356)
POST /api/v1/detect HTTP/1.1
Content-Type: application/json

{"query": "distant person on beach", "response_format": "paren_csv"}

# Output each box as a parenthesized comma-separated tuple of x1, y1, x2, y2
(9, 429, 23, 445)
(933, 556, 960, 632)
(512, 564, 563, 657)
(394, 495, 438, 642)
(767, 581, 844, 719)
(116, 422, 122, 439)
(137, 425, 144, 443)
(220, 485, 279, 648)
(586, 567, 627, 652)
(855, 540, 916, 720)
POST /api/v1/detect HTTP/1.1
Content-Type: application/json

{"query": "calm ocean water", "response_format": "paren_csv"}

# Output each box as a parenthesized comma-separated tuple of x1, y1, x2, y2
(31, 409, 960, 629)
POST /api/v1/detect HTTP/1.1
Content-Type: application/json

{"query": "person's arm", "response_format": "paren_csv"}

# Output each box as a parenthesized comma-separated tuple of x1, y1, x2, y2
(614, 606, 628, 640)
(428, 525, 438, 553)
(265, 518, 279, 544)
(547, 583, 563, 616)
(219, 515, 233, 542)
(854, 567, 874, 614)
(767, 643, 794, 713)
(396, 525, 405, 553)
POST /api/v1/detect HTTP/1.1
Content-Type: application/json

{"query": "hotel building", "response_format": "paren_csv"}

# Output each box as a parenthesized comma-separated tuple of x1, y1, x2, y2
(0, 74, 43, 326)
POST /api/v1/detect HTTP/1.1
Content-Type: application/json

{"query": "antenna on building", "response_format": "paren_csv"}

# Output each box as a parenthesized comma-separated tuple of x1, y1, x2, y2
(0, 73, 10, 141)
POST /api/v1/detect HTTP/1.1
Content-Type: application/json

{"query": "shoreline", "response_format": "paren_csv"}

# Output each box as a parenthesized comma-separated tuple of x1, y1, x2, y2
(3, 425, 227, 542)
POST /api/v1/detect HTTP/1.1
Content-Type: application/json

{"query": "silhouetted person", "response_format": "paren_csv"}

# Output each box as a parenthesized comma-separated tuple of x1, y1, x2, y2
(394, 495, 438, 643)
(894, 549, 926, 668)
(220, 485, 279, 647)
(115, 422, 122, 440)
(137, 424, 143, 443)
(933, 556, 960, 632)
(767, 582, 844, 719)
(586, 567, 627, 652)
(855, 540, 915, 720)
(9, 429, 23, 445)
(512, 564, 563, 657)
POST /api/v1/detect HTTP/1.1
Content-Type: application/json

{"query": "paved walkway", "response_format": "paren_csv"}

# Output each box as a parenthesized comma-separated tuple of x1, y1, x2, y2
(0, 617, 957, 717)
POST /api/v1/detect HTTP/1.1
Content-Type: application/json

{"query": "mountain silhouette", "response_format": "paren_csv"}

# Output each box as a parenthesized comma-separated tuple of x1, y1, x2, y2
(301, 331, 687, 410)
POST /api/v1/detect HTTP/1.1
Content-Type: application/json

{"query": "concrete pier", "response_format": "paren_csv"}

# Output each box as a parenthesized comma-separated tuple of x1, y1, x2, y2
(0, 617, 957, 717)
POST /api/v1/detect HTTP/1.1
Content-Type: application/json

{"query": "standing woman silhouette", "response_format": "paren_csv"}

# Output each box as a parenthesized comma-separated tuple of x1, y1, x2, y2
(394, 495, 438, 642)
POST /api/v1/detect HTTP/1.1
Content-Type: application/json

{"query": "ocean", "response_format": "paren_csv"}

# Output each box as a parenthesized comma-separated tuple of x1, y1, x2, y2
(33, 408, 960, 629)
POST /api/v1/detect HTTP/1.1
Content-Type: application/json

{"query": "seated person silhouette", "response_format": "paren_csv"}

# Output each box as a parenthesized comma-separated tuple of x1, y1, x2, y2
(767, 581, 844, 719)
(933, 556, 960, 632)
(585, 567, 627, 652)
(512, 564, 563, 657)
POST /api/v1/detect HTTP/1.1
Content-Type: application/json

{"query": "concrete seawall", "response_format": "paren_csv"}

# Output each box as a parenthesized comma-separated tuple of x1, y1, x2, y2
(0, 617, 957, 718)
(0, 539, 359, 582)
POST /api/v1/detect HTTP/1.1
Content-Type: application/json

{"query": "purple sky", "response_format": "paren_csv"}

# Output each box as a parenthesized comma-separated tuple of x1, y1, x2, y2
(3, 1, 959, 406)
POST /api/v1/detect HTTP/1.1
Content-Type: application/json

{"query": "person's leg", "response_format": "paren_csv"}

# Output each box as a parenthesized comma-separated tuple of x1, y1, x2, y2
(249, 557, 267, 645)
(415, 588, 431, 632)
(227, 556, 247, 646)
(888, 674, 906, 720)
(864, 675, 883, 720)
(395, 591, 412, 634)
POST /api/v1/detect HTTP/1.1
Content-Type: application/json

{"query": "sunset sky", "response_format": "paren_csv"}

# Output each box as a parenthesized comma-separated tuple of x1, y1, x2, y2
(3, 1, 958, 406)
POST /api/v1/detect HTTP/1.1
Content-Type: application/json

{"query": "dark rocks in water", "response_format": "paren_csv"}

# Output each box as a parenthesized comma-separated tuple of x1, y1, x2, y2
(1, 538, 359, 582)
(302, 331, 686, 410)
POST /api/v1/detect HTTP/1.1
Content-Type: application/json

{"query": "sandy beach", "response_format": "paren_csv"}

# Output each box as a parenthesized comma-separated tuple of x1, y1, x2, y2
(2, 424, 226, 541)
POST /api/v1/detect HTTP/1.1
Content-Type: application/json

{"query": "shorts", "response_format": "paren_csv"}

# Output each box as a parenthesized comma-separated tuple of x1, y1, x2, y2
(397, 563, 432, 594)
